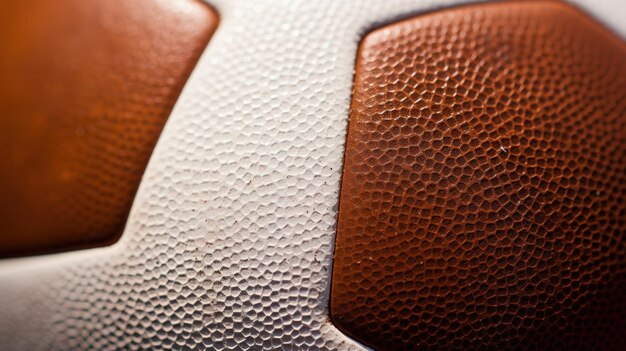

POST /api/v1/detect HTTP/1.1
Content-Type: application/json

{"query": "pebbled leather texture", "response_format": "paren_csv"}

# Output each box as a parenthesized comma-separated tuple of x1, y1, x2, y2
(331, 1, 626, 350)
(0, 0, 623, 350)
(0, 0, 217, 257)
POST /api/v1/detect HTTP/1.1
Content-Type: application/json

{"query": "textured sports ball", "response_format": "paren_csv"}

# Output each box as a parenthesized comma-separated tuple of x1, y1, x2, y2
(0, 0, 625, 350)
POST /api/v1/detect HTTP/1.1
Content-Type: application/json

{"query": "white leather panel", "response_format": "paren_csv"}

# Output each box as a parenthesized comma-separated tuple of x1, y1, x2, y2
(0, 0, 623, 349)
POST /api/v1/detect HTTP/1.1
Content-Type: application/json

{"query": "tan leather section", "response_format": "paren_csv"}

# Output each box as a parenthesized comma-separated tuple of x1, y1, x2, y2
(331, 1, 626, 350)
(0, 0, 218, 257)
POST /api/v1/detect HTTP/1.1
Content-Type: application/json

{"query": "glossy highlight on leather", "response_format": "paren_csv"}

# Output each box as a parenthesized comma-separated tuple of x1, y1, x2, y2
(330, 1, 626, 350)
(0, 0, 218, 257)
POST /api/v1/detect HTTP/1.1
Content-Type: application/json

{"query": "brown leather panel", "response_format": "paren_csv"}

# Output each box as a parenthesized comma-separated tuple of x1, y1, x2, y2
(331, 1, 626, 350)
(0, 0, 218, 257)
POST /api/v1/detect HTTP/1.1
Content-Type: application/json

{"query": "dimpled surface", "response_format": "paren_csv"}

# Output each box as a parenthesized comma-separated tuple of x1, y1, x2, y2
(0, 0, 623, 350)
(331, 2, 626, 350)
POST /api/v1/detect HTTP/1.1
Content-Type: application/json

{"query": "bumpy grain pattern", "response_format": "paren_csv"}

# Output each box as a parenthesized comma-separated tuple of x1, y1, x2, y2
(331, 2, 626, 350)
(0, 0, 622, 350)
(0, 0, 217, 257)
